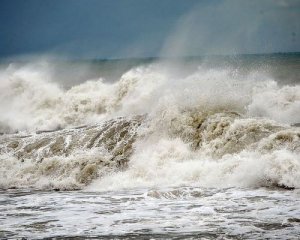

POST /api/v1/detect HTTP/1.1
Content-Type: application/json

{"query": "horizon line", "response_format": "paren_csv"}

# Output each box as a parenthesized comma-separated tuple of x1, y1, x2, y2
(1, 51, 300, 63)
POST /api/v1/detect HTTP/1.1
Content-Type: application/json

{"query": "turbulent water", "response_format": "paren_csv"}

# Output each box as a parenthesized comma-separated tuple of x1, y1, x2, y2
(0, 54, 300, 239)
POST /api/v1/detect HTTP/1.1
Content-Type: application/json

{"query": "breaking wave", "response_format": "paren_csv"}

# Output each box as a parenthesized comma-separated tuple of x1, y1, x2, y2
(0, 60, 299, 190)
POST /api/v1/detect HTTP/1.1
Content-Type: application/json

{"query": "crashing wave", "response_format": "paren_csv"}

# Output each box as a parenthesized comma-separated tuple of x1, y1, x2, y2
(1, 111, 299, 190)
(0, 62, 299, 190)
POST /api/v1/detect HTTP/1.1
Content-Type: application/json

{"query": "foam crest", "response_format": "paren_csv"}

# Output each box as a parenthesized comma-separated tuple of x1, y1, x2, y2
(0, 64, 63, 132)
(1, 61, 299, 133)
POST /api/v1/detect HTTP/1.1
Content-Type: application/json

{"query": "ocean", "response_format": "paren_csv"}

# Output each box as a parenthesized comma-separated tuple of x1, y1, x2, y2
(0, 53, 299, 239)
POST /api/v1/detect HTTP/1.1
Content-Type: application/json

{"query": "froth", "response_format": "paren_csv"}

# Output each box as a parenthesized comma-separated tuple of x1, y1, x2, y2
(88, 114, 300, 191)
(248, 84, 300, 124)
(0, 116, 143, 190)
(1, 60, 300, 191)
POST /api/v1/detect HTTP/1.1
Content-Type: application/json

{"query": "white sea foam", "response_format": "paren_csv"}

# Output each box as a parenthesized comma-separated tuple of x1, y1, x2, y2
(248, 84, 300, 124)
(0, 60, 299, 190)
(88, 126, 300, 191)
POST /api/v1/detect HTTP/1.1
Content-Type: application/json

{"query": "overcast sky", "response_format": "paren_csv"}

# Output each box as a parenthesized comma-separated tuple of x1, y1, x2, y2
(0, 0, 299, 59)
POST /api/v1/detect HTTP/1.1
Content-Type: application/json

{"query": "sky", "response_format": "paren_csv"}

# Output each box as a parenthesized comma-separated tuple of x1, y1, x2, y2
(0, 0, 299, 59)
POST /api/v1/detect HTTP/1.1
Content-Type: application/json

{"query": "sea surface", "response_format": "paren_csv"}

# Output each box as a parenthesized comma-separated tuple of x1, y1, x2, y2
(0, 53, 300, 239)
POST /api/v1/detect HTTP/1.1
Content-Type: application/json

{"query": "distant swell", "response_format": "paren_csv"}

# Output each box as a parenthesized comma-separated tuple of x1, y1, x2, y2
(0, 61, 299, 190)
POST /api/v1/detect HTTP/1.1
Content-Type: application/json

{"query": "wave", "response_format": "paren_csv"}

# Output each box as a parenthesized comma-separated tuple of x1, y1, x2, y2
(0, 116, 142, 189)
(0, 61, 299, 190)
